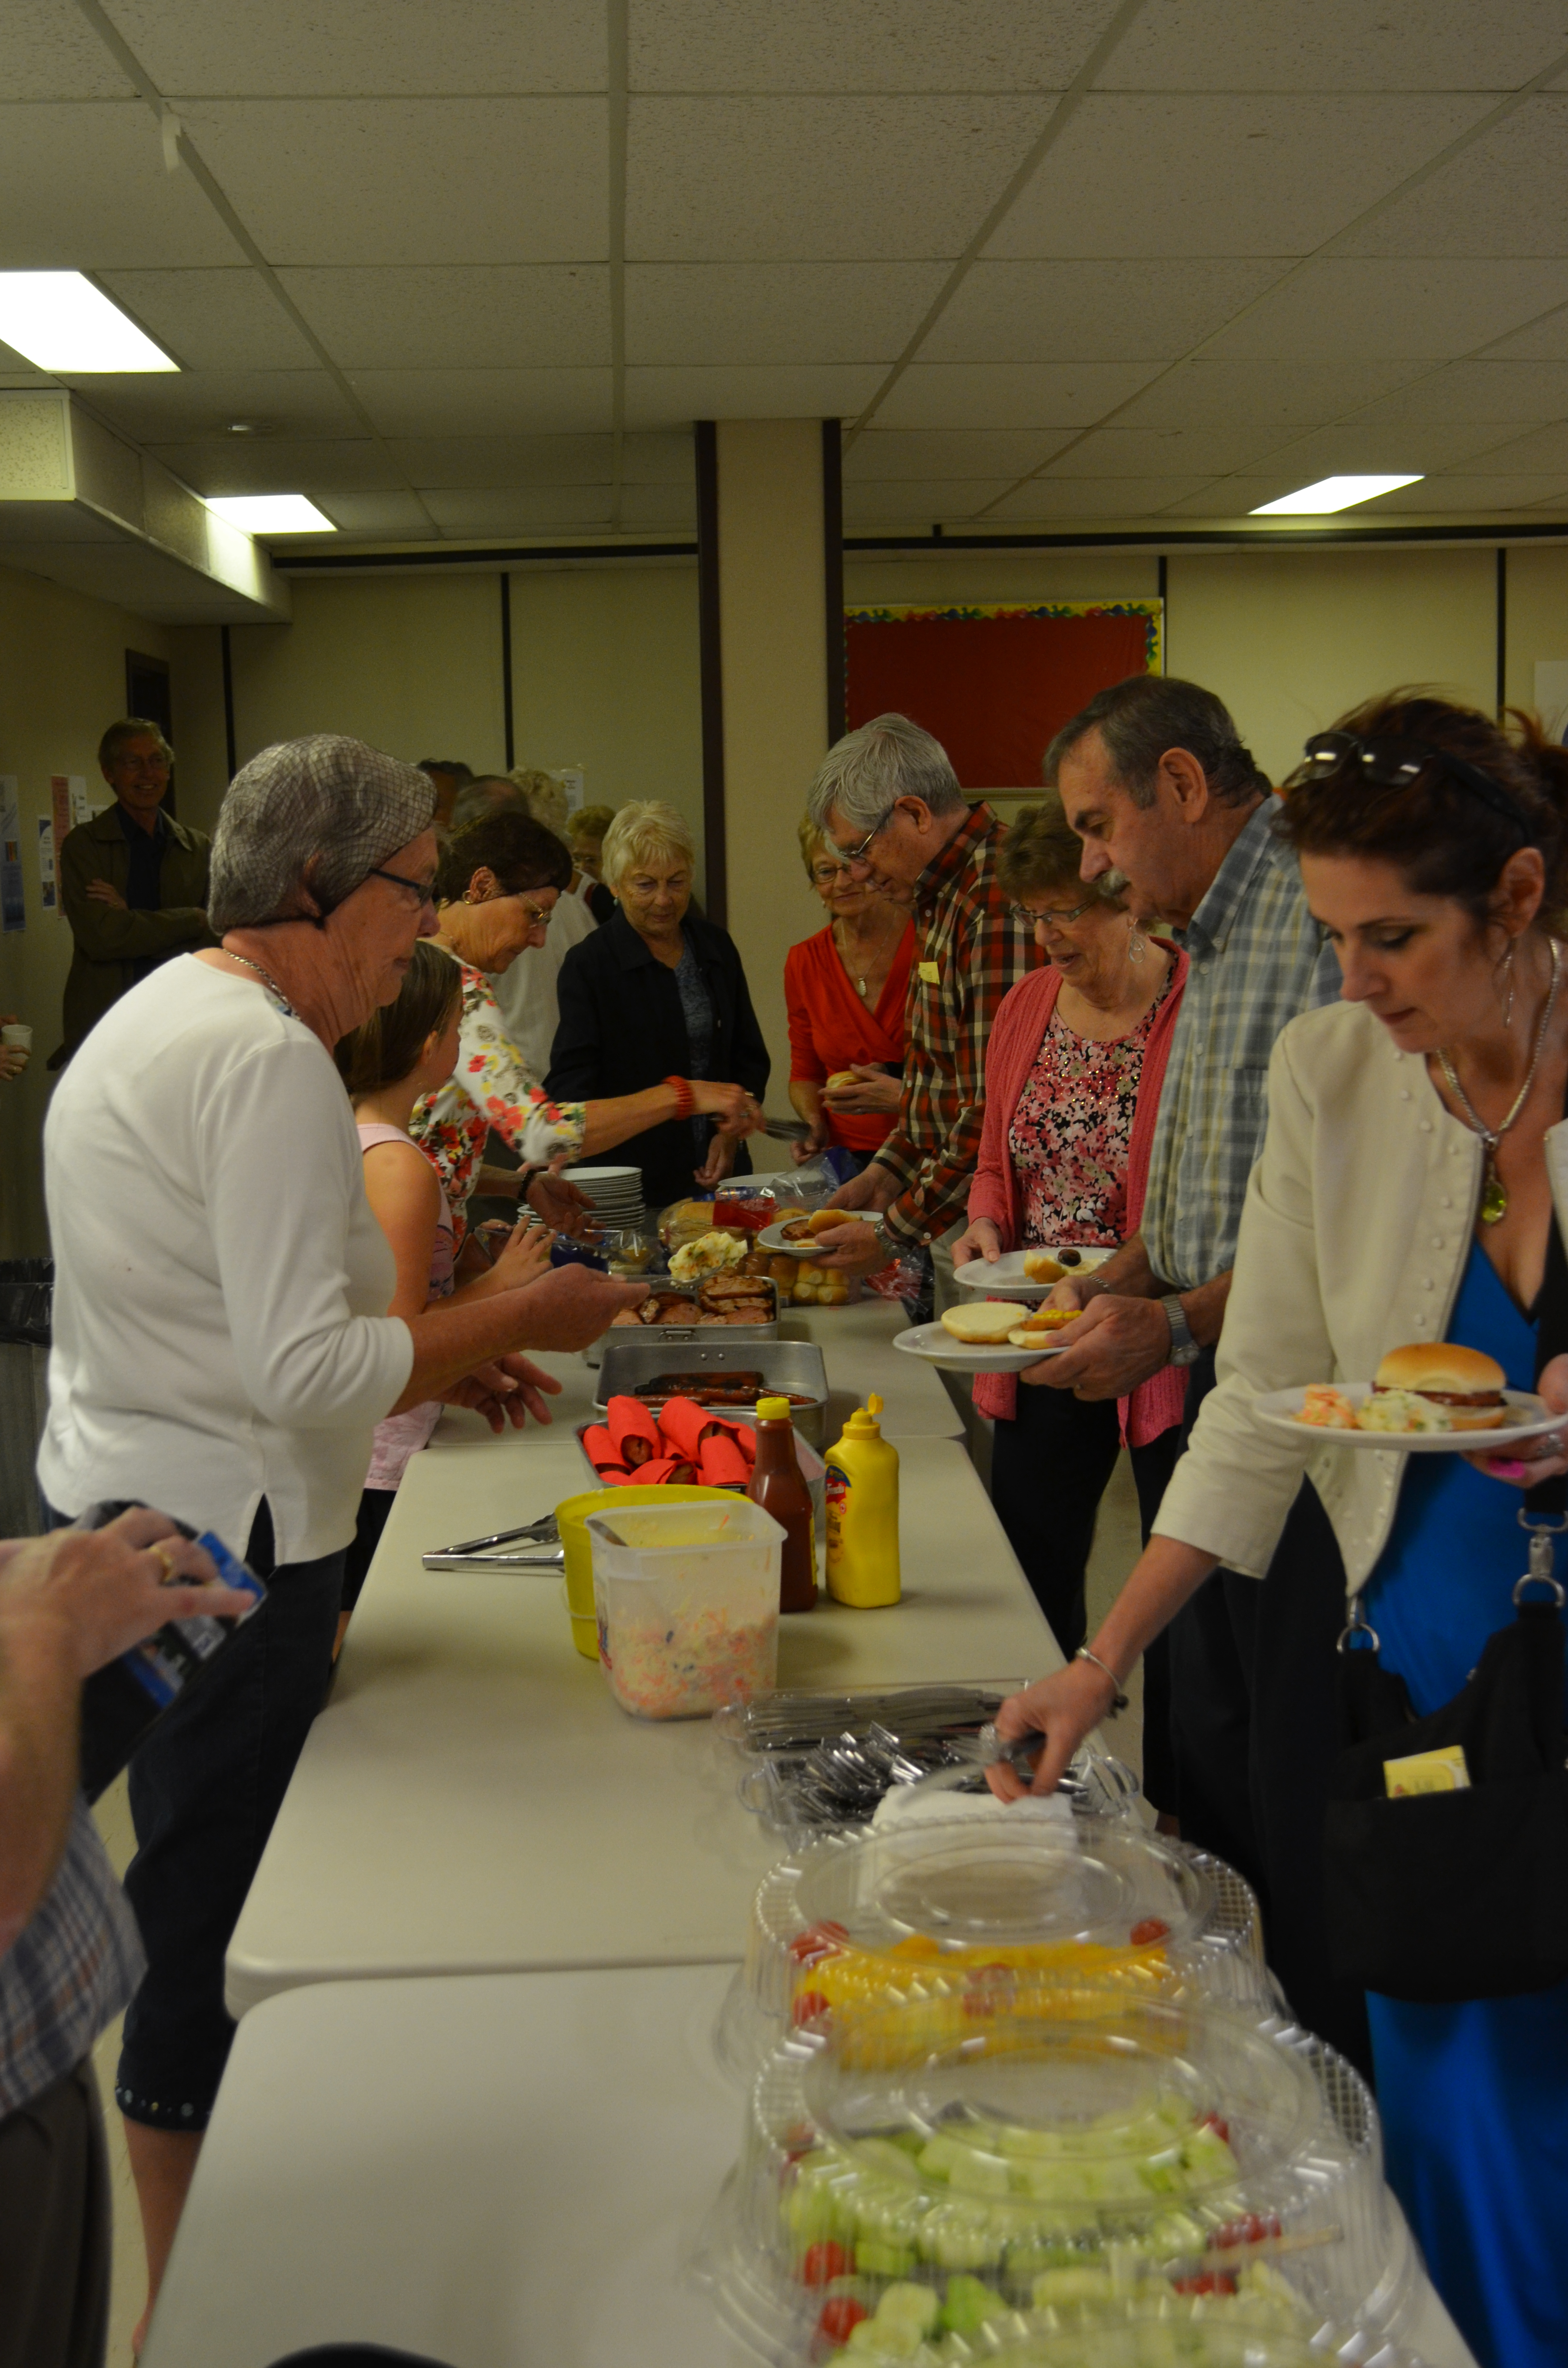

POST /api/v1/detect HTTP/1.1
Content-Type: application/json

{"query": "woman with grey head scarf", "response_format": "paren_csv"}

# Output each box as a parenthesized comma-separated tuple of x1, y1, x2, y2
(39, 734, 645, 2342)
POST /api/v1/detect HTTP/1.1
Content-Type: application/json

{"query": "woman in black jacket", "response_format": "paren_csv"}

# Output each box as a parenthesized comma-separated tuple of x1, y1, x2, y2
(547, 801, 769, 1212)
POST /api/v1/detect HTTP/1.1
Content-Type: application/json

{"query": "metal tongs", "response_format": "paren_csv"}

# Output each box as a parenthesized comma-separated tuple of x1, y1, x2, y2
(421, 1512, 564, 1572)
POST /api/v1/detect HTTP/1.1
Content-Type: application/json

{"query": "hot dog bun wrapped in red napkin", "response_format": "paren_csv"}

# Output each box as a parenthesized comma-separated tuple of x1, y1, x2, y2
(657, 1395, 721, 1463)
(632, 1455, 697, 1486)
(607, 1395, 662, 1469)
(581, 1423, 628, 1478)
(698, 1430, 751, 1487)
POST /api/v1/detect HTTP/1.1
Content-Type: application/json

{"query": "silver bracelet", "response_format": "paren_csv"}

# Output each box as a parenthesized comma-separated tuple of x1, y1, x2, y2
(1074, 1645, 1128, 1713)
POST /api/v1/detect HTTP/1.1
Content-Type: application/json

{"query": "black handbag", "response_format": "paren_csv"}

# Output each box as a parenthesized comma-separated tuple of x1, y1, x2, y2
(1321, 1211, 1568, 2005)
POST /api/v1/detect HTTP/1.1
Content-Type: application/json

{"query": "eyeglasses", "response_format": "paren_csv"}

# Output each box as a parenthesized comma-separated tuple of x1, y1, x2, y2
(832, 806, 897, 868)
(811, 863, 851, 885)
(369, 865, 438, 908)
(1294, 730, 1527, 836)
(1013, 897, 1097, 927)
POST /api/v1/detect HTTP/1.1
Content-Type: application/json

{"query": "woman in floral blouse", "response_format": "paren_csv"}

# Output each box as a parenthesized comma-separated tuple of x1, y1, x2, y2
(953, 796, 1188, 1809)
(410, 809, 759, 1235)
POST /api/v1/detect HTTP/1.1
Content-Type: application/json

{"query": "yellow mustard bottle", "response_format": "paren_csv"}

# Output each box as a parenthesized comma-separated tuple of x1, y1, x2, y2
(824, 1394, 900, 1606)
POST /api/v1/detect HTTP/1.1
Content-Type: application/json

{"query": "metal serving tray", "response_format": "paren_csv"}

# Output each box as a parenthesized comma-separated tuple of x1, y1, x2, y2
(593, 1335, 830, 1448)
(583, 1276, 779, 1368)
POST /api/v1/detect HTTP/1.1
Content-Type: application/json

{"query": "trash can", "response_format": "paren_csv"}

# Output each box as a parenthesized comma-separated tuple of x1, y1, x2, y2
(0, 1258, 51, 1538)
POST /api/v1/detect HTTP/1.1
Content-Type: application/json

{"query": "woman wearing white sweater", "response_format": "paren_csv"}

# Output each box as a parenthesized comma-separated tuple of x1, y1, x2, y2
(39, 734, 643, 2346)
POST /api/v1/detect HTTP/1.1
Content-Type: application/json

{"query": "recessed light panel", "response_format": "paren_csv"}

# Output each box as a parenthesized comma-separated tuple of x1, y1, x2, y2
(1250, 474, 1423, 515)
(205, 494, 335, 534)
(0, 272, 178, 372)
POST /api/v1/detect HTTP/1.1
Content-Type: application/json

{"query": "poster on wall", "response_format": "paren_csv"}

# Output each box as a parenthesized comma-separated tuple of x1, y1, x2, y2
(553, 766, 585, 814)
(37, 817, 56, 911)
(844, 601, 1163, 795)
(49, 774, 73, 857)
(0, 778, 22, 933)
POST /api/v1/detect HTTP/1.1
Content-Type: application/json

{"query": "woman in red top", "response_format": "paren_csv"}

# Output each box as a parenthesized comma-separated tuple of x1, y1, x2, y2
(784, 817, 915, 1170)
(954, 796, 1187, 1811)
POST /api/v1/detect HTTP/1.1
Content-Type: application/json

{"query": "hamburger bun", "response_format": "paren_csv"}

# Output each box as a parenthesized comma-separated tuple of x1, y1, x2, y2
(807, 1207, 846, 1236)
(940, 1301, 1024, 1344)
(825, 1069, 860, 1091)
(1022, 1249, 1065, 1283)
(1372, 1341, 1507, 1429)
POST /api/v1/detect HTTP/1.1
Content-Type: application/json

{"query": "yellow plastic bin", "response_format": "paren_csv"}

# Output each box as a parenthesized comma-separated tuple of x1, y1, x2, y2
(555, 1483, 731, 1659)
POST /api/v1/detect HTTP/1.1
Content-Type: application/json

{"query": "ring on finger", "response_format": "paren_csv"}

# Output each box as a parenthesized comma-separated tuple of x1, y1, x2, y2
(149, 1542, 178, 1583)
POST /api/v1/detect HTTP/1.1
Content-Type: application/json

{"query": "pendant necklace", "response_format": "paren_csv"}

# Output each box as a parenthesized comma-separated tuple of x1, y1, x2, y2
(837, 907, 898, 1000)
(1437, 937, 1562, 1225)
(223, 950, 302, 1021)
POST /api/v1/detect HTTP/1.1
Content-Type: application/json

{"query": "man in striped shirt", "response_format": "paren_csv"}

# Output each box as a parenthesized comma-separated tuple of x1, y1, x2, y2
(805, 714, 1037, 1283)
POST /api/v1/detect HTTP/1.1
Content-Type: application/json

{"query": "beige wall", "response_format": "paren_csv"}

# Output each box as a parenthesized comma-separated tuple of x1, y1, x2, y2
(844, 552, 1162, 606)
(1503, 545, 1568, 716)
(0, 562, 170, 1254)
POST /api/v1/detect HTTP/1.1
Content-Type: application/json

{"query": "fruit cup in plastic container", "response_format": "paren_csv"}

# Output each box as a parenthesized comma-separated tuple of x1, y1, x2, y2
(586, 1496, 785, 1718)
(698, 1992, 1417, 2368)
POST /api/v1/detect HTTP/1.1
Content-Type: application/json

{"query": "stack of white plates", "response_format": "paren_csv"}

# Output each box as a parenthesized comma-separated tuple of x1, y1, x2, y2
(564, 1163, 648, 1233)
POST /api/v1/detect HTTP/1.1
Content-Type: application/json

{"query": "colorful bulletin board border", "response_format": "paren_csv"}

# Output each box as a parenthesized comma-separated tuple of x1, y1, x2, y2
(843, 600, 1164, 793)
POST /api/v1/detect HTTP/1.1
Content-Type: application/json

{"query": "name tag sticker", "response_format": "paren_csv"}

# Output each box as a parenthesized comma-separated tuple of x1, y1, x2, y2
(1384, 1743, 1470, 1797)
(919, 961, 940, 985)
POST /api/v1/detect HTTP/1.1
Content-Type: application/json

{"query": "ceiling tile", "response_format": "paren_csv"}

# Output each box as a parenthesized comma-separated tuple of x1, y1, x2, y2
(986, 95, 1493, 259)
(627, 95, 1051, 261)
(618, 481, 697, 528)
(1100, 0, 1568, 89)
(107, 0, 606, 94)
(1112, 360, 1421, 431)
(986, 476, 1213, 518)
(347, 369, 612, 437)
(279, 267, 609, 369)
(625, 263, 945, 366)
(1038, 425, 1289, 477)
(0, 2, 136, 98)
(181, 99, 607, 266)
(97, 268, 319, 369)
(1304, 360, 1568, 429)
(872, 363, 1164, 432)
(1249, 420, 1525, 479)
(1445, 422, 1568, 473)
(61, 370, 361, 441)
(923, 259, 1289, 364)
(1342, 98, 1568, 259)
(1485, 307, 1568, 361)
(1203, 260, 1568, 361)
(624, 364, 883, 427)
(621, 432, 695, 484)
(1161, 473, 1568, 516)
(628, 0, 1122, 91)
(310, 492, 438, 538)
(390, 434, 612, 488)
(423, 486, 615, 532)
(0, 103, 243, 267)
(843, 479, 1021, 520)
(844, 430, 1078, 480)
(145, 437, 402, 495)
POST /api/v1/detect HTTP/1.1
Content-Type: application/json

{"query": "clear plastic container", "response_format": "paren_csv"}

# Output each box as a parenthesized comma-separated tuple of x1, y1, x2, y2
(736, 2294, 1433, 2368)
(586, 1496, 784, 1719)
(701, 1996, 1416, 2368)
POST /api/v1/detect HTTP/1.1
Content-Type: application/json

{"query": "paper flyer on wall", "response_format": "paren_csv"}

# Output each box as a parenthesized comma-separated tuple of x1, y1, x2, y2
(0, 778, 22, 932)
(37, 817, 56, 910)
(49, 774, 72, 856)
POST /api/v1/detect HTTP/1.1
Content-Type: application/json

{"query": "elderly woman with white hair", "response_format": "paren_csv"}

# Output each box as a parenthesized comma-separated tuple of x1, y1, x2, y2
(548, 799, 770, 1212)
(38, 735, 643, 2343)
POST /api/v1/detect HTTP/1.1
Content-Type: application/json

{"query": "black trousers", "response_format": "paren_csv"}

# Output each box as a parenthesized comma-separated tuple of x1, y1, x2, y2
(990, 1383, 1183, 1811)
(117, 1504, 344, 2129)
(1167, 1349, 1372, 2074)
(0, 2060, 110, 2368)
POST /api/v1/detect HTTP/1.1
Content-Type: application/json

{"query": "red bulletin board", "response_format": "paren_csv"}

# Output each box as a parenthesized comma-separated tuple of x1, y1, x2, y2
(844, 602, 1163, 791)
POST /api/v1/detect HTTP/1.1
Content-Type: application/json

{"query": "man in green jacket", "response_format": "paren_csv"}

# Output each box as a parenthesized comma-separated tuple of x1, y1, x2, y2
(54, 720, 215, 1064)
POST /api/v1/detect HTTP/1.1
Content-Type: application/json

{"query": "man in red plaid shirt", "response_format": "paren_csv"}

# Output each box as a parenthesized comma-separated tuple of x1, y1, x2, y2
(807, 714, 1038, 1287)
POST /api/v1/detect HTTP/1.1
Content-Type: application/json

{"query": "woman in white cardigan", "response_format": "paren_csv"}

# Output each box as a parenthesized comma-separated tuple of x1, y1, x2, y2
(40, 735, 644, 2346)
(993, 694, 1568, 2368)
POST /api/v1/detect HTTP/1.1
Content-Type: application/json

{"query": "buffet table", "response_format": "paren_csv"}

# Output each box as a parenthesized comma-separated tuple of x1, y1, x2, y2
(146, 1966, 1479, 2368)
(224, 1305, 1045, 2019)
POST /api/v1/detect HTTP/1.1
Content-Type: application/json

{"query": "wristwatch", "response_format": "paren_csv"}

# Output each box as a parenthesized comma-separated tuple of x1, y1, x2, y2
(1161, 1292, 1202, 1368)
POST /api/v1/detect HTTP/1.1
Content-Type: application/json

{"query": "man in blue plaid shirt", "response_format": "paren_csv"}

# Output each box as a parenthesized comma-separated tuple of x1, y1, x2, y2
(1017, 675, 1367, 2068)
(0, 1513, 243, 2368)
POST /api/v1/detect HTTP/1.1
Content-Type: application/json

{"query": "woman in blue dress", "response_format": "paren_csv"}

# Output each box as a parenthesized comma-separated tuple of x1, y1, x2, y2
(991, 691, 1568, 2368)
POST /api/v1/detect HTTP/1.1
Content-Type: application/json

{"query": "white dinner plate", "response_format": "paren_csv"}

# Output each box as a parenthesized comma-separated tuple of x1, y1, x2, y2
(955, 1246, 1116, 1299)
(893, 1320, 1068, 1374)
(1254, 1383, 1562, 1454)
(758, 1220, 832, 1257)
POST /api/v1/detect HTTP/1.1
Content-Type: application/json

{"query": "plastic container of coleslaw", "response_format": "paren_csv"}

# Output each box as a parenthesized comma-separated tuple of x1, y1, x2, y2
(586, 1496, 785, 1719)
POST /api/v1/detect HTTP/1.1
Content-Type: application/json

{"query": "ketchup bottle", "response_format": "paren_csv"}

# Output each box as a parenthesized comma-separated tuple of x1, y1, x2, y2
(748, 1396, 817, 1613)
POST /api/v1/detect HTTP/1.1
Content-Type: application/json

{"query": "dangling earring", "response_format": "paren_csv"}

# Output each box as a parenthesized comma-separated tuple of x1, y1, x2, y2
(1497, 938, 1518, 1028)
(1127, 920, 1146, 965)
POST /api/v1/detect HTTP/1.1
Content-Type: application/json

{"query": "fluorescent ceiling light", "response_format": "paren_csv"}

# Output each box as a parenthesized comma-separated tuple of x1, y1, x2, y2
(0, 271, 177, 371)
(1250, 474, 1423, 516)
(205, 494, 336, 535)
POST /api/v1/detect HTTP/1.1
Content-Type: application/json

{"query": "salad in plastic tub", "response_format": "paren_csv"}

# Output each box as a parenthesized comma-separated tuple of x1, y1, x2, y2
(586, 1496, 784, 1719)
(755, 2294, 1432, 2368)
(702, 1996, 1416, 2368)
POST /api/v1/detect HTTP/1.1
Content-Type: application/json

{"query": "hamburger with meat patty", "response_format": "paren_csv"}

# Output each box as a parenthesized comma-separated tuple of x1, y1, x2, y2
(1371, 1342, 1508, 1431)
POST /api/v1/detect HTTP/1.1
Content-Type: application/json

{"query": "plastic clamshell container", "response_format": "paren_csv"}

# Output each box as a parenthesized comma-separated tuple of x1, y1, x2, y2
(595, 1336, 830, 1447)
(586, 1496, 786, 1719)
(553, 1482, 730, 1660)
(701, 1995, 1416, 2368)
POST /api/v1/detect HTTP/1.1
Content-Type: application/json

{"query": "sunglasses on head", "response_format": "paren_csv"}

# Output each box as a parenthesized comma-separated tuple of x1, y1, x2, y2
(1295, 729, 1527, 836)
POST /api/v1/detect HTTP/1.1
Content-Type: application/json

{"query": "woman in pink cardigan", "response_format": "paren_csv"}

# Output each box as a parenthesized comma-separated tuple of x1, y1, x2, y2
(954, 797, 1188, 1809)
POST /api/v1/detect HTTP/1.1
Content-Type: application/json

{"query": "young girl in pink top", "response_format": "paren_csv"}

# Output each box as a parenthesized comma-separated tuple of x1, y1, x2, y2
(334, 940, 551, 1645)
